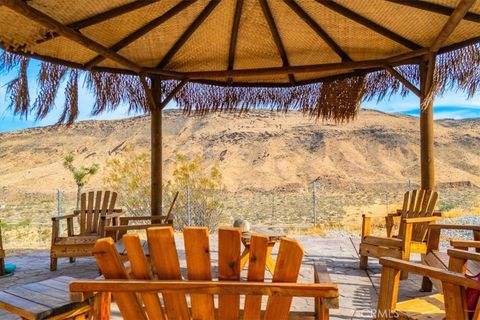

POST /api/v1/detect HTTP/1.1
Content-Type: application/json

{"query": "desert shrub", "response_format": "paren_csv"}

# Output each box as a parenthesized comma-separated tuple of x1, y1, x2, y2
(103, 147, 150, 215)
(17, 219, 31, 228)
(438, 203, 456, 212)
(165, 153, 225, 231)
(104, 149, 225, 231)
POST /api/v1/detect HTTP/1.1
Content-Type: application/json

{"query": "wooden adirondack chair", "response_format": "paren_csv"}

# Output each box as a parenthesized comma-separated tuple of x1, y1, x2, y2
(376, 249, 480, 320)
(421, 223, 480, 291)
(70, 227, 340, 319)
(359, 189, 440, 276)
(50, 191, 122, 271)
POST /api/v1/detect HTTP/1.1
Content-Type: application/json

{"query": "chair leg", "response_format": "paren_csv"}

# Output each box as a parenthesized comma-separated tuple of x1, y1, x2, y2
(70, 257, 76, 263)
(50, 256, 57, 271)
(359, 255, 368, 270)
(0, 258, 5, 276)
(421, 276, 433, 292)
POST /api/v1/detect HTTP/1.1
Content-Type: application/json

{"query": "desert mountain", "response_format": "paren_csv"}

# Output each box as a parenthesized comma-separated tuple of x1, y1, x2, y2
(0, 109, 479, 200)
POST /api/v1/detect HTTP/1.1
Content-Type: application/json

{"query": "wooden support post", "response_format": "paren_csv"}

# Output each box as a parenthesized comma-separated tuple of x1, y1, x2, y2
(151, 77, 162, 216)
(419, 55, 436, 191)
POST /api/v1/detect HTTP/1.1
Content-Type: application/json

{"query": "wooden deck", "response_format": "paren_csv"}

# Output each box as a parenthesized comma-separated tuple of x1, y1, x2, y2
(0, 236, 435, 319)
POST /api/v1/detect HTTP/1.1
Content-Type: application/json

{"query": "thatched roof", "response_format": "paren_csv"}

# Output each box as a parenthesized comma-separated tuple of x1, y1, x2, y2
(0, 0, 479, 123)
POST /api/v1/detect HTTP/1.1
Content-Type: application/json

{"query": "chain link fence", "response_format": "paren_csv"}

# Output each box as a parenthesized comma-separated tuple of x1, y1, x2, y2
(0, 181, 479, 248)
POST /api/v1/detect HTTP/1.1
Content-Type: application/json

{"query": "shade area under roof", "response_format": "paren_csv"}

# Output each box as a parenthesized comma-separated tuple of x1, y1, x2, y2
(0, 0, 479, 86)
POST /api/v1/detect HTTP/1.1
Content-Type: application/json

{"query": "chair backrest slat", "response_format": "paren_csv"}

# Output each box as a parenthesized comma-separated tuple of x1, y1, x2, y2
(243, 234, 268, 319)
(108, 192, 117, 214)
(92, 191, 103, 233)
(147, 227, 190, 320)
(401, 191, 409, 213)
(414, 191, 439, 241)
(398, 189, 439, 242)
(265, 238, 304, 319)
(413, 189, 425, 217)
(123, 234, 165, 320)
(101, 191, 111, 215)
(80, 193, 87, 234)
(407, 189, 417, 217)
(420, 189, 433, 216)
(218, 228, 242, 319)
(184, 227, 215, 319)
(93, 238, 147, 320)
(86, 191, 95, 233)
(78, 190, 118, 235)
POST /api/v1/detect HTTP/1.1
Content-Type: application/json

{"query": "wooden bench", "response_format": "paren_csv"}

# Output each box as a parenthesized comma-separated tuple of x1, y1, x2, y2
(70, 227, 340, 319)
(0, 276, 93, 320)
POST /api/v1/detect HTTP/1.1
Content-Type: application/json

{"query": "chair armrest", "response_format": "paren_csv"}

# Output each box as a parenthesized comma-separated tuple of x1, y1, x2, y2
(403, 216, 442, 224)
(379, 257, 480, 289)
(450, 240, 480, 249)
(119, 215, 168, 222)
(361, 236, 403, 248)
(314, 262, 339, 312)
(70, 280, 339, 301)
(104, 223, 173, 232)
(387, 211, 403, 217)
(428, 224, 480, 232)
(101, 210, 124, 220)
(52, 213, 79, 221)
(447, 248, 480, 263)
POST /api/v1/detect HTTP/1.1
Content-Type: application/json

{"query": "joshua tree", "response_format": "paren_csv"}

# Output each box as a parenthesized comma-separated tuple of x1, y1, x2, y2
(63, 154, 99, 209)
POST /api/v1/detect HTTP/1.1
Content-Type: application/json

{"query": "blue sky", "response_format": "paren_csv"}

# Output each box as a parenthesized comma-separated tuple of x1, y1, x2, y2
(1, 58, 479, 133)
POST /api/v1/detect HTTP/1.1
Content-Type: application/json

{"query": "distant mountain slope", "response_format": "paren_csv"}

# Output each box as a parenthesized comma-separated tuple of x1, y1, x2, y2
(0, 109, 479, 200)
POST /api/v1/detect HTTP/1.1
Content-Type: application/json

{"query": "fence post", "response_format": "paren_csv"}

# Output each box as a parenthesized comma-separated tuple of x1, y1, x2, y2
(186, 184, 191, 226)
(312, 181, 317, 226)
(57, 190, 62, 236)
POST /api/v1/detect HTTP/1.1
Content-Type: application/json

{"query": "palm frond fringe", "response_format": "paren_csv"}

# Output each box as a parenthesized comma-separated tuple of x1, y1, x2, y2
(0, 44, 479, 124)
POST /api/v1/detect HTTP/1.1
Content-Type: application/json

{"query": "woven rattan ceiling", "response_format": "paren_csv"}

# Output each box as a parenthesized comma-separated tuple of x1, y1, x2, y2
(0, 0, 479, 87)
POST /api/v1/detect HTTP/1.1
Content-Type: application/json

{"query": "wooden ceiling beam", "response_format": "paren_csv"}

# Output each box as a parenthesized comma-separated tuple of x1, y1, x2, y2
(156, 0, 220, 69)
(36, 1, 158, 44)
(259, 0, 295, 85)
(140, 76, 159, 110)
(147, 48, 429, 79)
(387, 0, 480, 24)
(385, 65, 420, 97)
(0, 0, 144, 73)
(227, 0, 244, 84)
(85, 0, 196, 69)
(438, 36, 480, 54)
(284, 0, 351, 61)
(317, 1, 422, 51)
(159, 79, 188, 110)
(430, 0, 476, 52)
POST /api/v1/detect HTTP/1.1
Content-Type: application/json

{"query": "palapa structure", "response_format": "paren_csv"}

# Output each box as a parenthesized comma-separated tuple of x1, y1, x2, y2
(0, 0, 479, 215)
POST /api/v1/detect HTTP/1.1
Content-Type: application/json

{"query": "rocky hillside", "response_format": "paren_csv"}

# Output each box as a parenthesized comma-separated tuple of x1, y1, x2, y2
(0, 109, 479, 201)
